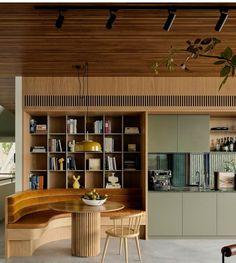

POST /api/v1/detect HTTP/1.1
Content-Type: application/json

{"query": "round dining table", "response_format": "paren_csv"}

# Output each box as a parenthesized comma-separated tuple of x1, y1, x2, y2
(49, 200, 124, 257)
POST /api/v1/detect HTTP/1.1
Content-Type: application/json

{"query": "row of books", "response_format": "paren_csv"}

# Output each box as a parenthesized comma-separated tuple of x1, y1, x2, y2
(67, 156, 77, 170)
(94, 120, 103, 133)
(29, 174, 45, 190)
(106, 156, 117, 170)
(49, 139, 63, 152)
(49, 157, 65, 170)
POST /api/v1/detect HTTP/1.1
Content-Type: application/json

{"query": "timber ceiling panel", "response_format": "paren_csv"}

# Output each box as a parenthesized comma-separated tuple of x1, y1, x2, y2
(0, 3, 235, 77)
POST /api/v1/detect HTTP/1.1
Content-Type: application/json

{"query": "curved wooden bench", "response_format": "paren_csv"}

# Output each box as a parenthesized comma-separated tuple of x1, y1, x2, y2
(5, 188, 146, 258)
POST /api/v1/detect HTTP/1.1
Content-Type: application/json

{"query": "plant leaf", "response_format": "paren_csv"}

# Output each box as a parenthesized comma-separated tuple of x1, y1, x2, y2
(186, 40, 191, 45)
(220, 65, 231, 77)
(214, 60, 225, 65)
(221, 47, 233, 60)
(219, 75, 229, 91)
(231, 55, 236, 66)
(204, 44, 213, 53)
(201, 38, 212, 45)
(194, 38, 201, 44)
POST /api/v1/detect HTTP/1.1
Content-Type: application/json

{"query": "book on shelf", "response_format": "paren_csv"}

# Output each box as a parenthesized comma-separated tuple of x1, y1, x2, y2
(67, 156, 77, 170)
(106, 156, 117, 170)
(67, 119, 77, 134)
(31, 146, 46, 153)
(105, 120, 112, 133)
(88, 158, 101, 170)
(49, 156, 61, 170)
(124, 160, 136, 170)
(104, 137, 114, 152)
(124, 127, 139, 134)
(35, 124, 47, 133)
(29, 174, 44, 190)
(94, 120, 103, 133)
(49, 139, 63, 152)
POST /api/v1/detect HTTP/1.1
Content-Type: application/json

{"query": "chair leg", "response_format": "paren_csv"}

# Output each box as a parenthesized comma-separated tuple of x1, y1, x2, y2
(119, 238, 123, 255)
(101, 235, 110, 263)
(124, 238, 128, 263)
(135, 236, 142, 261)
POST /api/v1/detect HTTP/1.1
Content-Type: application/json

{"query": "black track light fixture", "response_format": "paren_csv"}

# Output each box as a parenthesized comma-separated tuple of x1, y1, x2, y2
(163, 9, 176, 31)
(55, 10, 64, 29)
(106, 9, 117, 29)
(215, 8, 228, 32)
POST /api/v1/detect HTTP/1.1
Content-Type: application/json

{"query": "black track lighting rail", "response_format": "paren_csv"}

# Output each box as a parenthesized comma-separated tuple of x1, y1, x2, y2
(34, 5, 236, 11)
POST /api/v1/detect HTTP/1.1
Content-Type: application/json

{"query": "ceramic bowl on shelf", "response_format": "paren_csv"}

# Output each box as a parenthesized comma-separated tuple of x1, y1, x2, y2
(81, 198, 107, 206)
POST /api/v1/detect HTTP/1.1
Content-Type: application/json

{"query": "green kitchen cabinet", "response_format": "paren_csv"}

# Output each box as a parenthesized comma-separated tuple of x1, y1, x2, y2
(178, 115, 209, 152)
(148, 114, 209, 153)
(148, 115, 178, 152)
(217, 193, 236, 235)
(183, 192, 216, 236)
(148, 192, 182, 236)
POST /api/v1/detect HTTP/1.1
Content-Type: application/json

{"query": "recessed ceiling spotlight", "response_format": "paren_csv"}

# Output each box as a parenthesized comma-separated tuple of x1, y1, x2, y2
(55, 10, 64, 29)
(163, 9, 176, 31)
(215, 9, 228, 32)
(106, 9, 117, 29)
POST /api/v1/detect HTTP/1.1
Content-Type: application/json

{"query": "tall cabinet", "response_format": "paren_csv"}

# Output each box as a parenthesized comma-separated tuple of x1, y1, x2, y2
(23, 113, 146, 191)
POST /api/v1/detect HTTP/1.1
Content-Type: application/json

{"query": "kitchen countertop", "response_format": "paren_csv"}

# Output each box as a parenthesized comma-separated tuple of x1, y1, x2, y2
(149, 186, 236, 192)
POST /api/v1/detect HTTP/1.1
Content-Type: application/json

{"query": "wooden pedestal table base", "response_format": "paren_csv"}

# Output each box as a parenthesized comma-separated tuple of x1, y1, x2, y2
(49, 200, 124, 257)
(71, 212, 100, 256)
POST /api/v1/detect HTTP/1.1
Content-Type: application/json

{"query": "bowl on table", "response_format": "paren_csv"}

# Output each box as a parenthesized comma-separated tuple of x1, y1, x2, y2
(81, 198, 107, 206)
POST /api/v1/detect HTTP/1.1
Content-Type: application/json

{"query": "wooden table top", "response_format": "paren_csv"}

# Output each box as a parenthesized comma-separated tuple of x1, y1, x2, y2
(49, 200, 124, 214)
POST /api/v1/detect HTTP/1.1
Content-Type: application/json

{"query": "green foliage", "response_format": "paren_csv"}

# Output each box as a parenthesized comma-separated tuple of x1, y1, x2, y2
(152, 37, 236, 90)
(2, 143, 12, 155)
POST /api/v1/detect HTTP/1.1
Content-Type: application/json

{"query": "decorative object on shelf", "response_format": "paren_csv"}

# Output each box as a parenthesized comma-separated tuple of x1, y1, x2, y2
(81, 189, 108, 206)
(128, 144, 136, 152)
(223, 159, 236, 172)
(58, 158, 65, 171)
(214, 171, 235, 190)
(75, 63, 102, 152)
(68, 140, 75, 152)
(125, 127, 139, 134)
(29, 119, 37, 133)
(67, 119, 77, 134)
(152, 37, 236, 90)
(72, 175, 80, 189)
(106, 172, 121, 188)
(104, 137, 114, 152)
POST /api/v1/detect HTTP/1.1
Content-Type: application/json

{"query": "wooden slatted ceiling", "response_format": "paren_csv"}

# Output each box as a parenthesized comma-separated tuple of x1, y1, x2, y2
(0, 3, 235, 77)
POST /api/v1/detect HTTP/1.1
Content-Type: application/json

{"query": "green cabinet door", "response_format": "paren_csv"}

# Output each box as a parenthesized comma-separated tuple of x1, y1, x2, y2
(183, 193, 216, 236)
(178, 115, 209, 152)
(148, 192, 182, 236)
(148, 115, 178, 152)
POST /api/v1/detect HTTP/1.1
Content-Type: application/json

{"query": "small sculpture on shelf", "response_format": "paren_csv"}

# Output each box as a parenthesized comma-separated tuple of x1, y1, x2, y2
(106, 173, 121, 188)
(73, 175, 80, 189)
(68, 140, 75, 152)
(58, 158, 65, 171)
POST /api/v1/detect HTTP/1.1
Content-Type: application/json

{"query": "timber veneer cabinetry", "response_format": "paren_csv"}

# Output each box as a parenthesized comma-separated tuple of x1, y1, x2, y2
(24, 113, 144, 190)
(148, 114, 209, 153)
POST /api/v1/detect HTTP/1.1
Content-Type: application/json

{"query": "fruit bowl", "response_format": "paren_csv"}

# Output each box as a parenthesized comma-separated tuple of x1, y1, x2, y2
(81, 198, 107, 206)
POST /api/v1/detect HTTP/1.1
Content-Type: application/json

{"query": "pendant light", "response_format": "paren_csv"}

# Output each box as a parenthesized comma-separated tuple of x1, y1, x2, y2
(75, 63, 102, 152)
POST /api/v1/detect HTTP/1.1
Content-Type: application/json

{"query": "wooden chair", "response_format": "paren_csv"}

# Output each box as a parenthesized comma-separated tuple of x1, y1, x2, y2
(101, 212, 143, 263)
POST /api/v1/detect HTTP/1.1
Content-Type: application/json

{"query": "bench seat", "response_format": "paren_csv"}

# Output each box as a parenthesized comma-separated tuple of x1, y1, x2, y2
(5, 189, 146, 258)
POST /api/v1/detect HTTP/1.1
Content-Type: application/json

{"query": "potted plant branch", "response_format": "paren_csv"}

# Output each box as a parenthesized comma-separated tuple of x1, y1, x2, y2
(152, 37, 236, 90)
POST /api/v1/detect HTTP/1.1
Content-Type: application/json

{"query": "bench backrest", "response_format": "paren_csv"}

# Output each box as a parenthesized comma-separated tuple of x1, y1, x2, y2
(7, 188, 142, 224)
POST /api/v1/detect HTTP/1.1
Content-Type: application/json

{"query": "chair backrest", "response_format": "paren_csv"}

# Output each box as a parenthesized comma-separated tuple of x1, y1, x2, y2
(110, 212, 144, 236)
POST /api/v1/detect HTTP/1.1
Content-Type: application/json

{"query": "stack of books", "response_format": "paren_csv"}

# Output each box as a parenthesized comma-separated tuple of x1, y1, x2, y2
(36, 124, 47, 133)
(31, 146, 46, 153)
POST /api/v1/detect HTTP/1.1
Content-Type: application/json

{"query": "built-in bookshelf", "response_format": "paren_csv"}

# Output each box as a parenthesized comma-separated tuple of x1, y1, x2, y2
(25, 113, 143, 190)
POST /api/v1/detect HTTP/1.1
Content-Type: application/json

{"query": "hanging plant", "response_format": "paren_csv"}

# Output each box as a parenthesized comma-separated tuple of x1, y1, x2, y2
(151, 37, 236, 90)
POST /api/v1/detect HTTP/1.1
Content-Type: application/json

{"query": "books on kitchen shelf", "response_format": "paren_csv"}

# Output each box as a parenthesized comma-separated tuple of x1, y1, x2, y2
(29, 174, 45, 190)
(49, 139, 63, 152)
(94, 120, 103, 133)
(31, 146, 46, 153)
(106, 156, 117, 170)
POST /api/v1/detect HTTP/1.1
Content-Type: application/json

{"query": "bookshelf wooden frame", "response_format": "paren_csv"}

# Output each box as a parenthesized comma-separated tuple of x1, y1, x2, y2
(23, 112, 146, 192)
